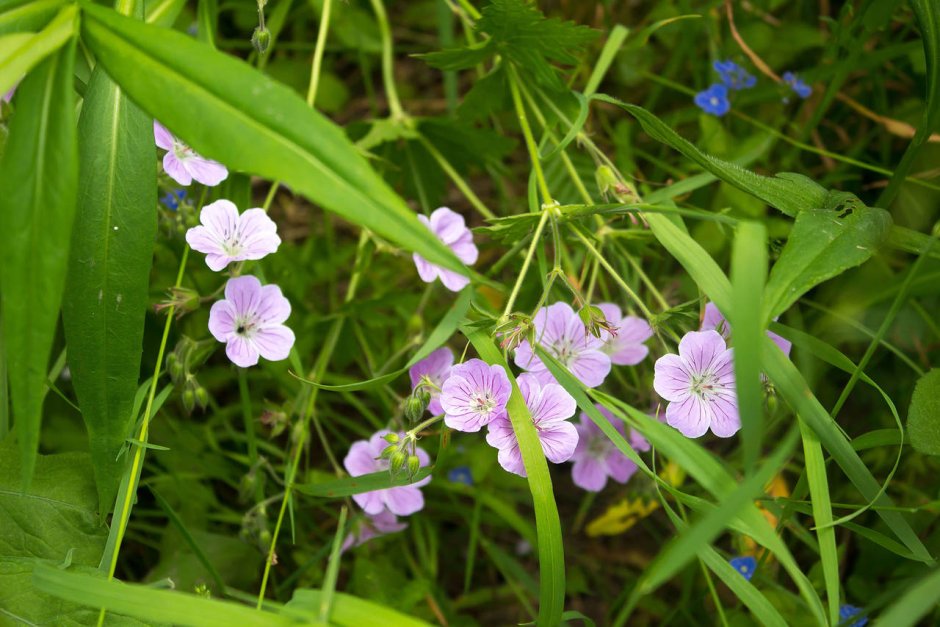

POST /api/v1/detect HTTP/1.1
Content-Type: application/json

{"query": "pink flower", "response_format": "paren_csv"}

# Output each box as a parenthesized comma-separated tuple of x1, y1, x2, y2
(154, 120, 228, 187)
(440, 359, 511, 433)
(597, 303, 653, 365)
(412, 207, 478, 292)
(571, 404, 649, 492)
(514, 302, 611, 388)
(208, 276, 295, 368)
(408, 347, 454, 416)
(185, 199, 281, 271)
(485, 374, 579, 477)
(653, 330, 739, 438)
(701, 302, 791, 356)
(341, 510, 408, 552)
(343, 430, 432, 516)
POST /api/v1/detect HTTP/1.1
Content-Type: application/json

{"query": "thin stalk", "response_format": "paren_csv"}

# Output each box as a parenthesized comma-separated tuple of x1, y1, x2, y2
(501, 210, 551, 319)
(507, 64, 553, 205)
(97, 247, 189, 627)
(417, 135, 495, 220)
(256, 232, 370, 607)
(570, 227, 654, 322)
(369, 0, 405, 121)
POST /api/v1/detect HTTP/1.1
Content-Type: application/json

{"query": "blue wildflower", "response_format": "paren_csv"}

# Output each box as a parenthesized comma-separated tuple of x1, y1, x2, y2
(447, 465, 473, 486)
(714, 60, 756, 90)
(694, 83, 730, 117)
(161, 189, 186, 210)
(729, 556, 756, 581)
(782, 72, 812, 99)
(839, 605, 868, 627)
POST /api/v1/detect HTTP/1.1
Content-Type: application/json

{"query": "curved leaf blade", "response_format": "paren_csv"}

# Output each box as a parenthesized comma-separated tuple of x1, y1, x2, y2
(0, 39, 78, 489)
(79, 2, 467, 276)
(62, 61, 157, 512)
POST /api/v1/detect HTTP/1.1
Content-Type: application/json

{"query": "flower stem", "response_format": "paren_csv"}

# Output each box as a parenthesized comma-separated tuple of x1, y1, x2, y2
(369, 0, 405, 121)
(256, 232, 369, 608)
(97, 246, 189, 627)
(306, 0, 332, 107)
(507, 64, 553, 206)
(570, 226, 654, 322)
(417, 134, 495, 220)
(500, 209, 551, 320)
(408, 414, 445, 439)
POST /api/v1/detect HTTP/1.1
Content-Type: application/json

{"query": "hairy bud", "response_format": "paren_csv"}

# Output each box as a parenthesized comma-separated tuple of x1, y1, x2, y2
(251, 26, 271, 55)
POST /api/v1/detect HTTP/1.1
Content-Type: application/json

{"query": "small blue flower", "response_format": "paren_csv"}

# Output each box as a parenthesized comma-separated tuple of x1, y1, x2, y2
(713, 60, 756, 90)
(729, 556, 757, 581)
(161, 189, 186, 211)
(782, 71, 812, 99)
(694, 83, 730, 116)
(448, 465, 473, 486)
(839, 605, 868, 627)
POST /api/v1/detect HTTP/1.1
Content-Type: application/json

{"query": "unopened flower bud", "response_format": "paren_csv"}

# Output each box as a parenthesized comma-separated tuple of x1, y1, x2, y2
(166, 352, 183, 381)
(182, 389, 195, 413)
(381, 444, 398, 459)
(383, 432, 400, 444)
(579, 304, 617, 339)
(407, 454, 421, 477)
(404, 393, 428, 423)
(194, 386, 209, 409)
(251, 26, 270, 55)
(390, 450, 406, 474)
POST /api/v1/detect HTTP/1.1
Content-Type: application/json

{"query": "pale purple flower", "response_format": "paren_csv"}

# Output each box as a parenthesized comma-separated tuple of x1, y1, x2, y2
(439, 359, 511, 433)
(185, 199, 281, 271)
(341, 510, 408, 552)
(653, 330, 739, 438)
(408, 347, 453, 416)
(571, 404, 649, 492)
(701, 302, 792, 356)
(154, 120, 228, 187)
(597, 303, 653, 366)
(208, 276, 295, 368)
(485, 374, 578, 477)
(514, 302, 611, 388)
(343, 430, 431, 516)
(412, 207, 478, 292)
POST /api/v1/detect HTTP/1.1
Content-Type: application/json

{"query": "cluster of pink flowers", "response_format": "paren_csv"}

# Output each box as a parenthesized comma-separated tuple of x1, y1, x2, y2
(162, 123, 295, 368)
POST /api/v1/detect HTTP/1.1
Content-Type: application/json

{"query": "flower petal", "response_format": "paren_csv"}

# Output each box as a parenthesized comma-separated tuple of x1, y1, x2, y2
(540, 420, 578, 463)
(162, 153, 192, 186)
(665, 395, 712, 439)
(708, 393, 740, 438)
(153, 120, 174, 150)
(252, 326, 295, 362)
(528, 382, 576, 425)
(568, 350, 611, 388)
(653, 353, 692, 402)
(208, 300, 236, 342)
(412, 253, 440, 283)
(184, 155, 229, 187)
(678, 330, 727, 374)
(571, 457, 607, 492)
(383, 486, 425, 516)
(344, 440, 378, 476)
(200, 199, 240, 239)
(437, 267, 471, 292)
(224, 275, 263, 315)
(428, 207, 467, 244)
(226, 335, 259, 368)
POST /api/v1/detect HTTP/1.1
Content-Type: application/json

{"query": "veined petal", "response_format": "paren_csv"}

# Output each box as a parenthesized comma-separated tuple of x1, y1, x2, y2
(653, 353, 692, 402)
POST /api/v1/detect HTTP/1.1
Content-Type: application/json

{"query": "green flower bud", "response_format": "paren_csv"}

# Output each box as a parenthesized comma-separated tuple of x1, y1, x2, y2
(194, 386, 209, 409)
(383, 432, 400, 444)
(182, 389, 195, 414)
(251, 26, 271, 55)
(381, 444, 398, 459)
(390, 450, 406, 474)
(404, 393, 428, 423)
(407, 454, 421, 478)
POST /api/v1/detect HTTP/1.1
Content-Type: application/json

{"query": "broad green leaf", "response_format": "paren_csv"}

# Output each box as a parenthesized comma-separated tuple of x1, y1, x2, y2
(0, 39, 78, 489)
(730, 221, 767, 471)
(63, 57, 157, 513)
(0, 444, 143, 625)
(874, 566, 940, 626)
(464, 326, 566, 627)
(877, 0, 940, 206)
(296, 287, 471, 392)
(593, 95, 828, 218)
(762, 203, 892, 322)
(907, 369, 940, 455)
(295, 468, 432, 498)
(0, 0, 65, 35)
(285, 589, 432, 626)
(80, 2, 467, 277)
(0, 3, 76, 98)
(763, 337, 932, 562)
(33, 566, 297, 627)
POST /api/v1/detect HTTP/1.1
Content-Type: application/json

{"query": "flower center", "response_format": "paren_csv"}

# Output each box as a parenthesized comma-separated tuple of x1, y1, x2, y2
(550, 340, 576, 364)
(689, 370, 718, 397)
(234, 315, 258, 339)
(587, 435, 611, 459)
(710, 97, 719, 107)
(470, 391, 496, 416)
